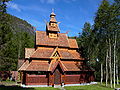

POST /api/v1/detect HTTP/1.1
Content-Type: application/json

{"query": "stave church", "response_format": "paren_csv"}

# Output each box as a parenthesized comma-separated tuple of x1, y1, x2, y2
(18, 11, 95, 86)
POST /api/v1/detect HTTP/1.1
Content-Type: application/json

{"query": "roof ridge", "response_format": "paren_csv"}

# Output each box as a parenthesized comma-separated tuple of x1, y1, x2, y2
(50, 60, 59, 72)
(30, 49, 39, 58)
(25, 61, 32, 70)
(48, 60, 54, 71)
(18, 61, 26, 71)
(50, 47, 58, 57)
(59, 61, 67, 71)
(18, 61, 30, 71)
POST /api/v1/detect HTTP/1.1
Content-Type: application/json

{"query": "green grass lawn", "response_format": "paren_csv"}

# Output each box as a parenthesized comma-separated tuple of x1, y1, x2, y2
(0, 81, 120, 90)
(0, 85, 59, 90)
(65, 83, 120, 90)
(65, 84, 113, 90)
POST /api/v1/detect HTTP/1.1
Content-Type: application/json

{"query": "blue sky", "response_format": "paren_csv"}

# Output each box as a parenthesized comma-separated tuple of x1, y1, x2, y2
(6, 0, 112, 37)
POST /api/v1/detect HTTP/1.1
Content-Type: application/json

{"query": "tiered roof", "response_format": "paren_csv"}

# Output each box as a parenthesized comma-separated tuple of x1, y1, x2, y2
(18, 60, 93, 72)
(25, 47, 83, 60)
(46, 11, 60, 32)
(18, 11, 94, 72)
(36, 31, 69, 47)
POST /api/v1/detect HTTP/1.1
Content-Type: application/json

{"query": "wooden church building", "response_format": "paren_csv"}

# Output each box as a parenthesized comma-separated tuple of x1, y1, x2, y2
(18, 11, 95, 86)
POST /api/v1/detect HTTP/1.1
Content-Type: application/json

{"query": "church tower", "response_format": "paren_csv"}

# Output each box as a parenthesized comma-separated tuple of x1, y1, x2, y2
(46, 11, 60, 38)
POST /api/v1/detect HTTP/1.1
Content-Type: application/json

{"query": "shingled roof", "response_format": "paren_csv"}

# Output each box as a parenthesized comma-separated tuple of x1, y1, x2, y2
(28, 47, 83, 60)
(18, 60, 93, 72)
(36, 31, 79, 49)
(31, 48, 54, 58)
(18, 60, 30, 71)
(25, 48, 35, 58)
(18, 60, 49, 71)
(68, 39, 78, 48)
(59, 49, 84, 60)
(61, 61, 93, 71)
(26, 61, 49, 71)
(36, 31, 69, 47)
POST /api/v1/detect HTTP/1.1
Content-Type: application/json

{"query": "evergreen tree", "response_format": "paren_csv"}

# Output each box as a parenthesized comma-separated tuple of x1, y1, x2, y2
(0, 0, 34, 70)
(78, 0, 120, 88)
(0, 0, 14, 70)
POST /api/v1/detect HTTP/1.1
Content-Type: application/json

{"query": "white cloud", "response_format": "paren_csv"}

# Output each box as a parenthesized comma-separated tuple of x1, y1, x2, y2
(6, 2, 21, 12)
(39, 0, 56, 4)
(63, 0, 77, 3)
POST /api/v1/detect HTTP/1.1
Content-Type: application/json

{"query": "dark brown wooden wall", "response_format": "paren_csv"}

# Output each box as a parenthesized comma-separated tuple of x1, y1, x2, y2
(26, 74, 48, 85)
(23, 72, 94, 85)
(65, 72, 94, 84)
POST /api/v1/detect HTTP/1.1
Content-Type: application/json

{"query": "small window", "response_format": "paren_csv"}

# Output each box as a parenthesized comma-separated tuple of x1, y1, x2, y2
(51, 23, 56, 27)
(49, 33, 57, 38)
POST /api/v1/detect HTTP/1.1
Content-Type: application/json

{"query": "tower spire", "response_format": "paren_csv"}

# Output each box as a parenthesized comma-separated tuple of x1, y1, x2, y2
(50, 9, 57, 22)
(52, 8, 54, 13)
(46, 9, 60, 32)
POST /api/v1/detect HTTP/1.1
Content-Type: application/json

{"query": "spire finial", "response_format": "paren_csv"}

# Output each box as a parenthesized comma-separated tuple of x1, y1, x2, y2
(50, 8, 56, 17)
(52, 8, 54, 13)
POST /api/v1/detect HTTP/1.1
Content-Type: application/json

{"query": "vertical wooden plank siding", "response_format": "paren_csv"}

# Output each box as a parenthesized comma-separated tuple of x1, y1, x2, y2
(65, 73, 94, 84)
(26, 74, 48, 85)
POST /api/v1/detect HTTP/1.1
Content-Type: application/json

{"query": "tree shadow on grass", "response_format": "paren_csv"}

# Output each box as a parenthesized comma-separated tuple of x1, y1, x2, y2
(0, 85, 35, 90)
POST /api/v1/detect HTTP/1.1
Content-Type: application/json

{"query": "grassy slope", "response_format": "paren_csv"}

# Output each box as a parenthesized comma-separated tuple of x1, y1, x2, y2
(0, 82, 120, 90)
(65, 83, 120, 90)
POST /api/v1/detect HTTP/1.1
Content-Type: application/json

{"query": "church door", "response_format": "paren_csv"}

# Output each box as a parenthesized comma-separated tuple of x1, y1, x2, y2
(54, 68, 61, 85)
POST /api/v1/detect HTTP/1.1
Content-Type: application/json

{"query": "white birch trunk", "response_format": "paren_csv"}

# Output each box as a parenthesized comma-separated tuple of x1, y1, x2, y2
(109, 39, 112, 88)
(113, 35, 116, 88)
(101, 63, 103, 85)
(106, 49, 108, 86)
(116, 56, 119, 85)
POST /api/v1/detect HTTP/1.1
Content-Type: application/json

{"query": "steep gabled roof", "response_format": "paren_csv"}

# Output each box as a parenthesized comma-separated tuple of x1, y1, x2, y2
(31, 48, 54, 59)
(48, 60, 67, 72)
(68, 39, 78, 48)
(59, 49, 84, 60)
(18, 60, 49, 71)
(18, 60, 30, 71)
(68, 50, 84, 60)
(26, 60, 49, 71)
(61, 61, 94, 71)
(29, 47, 84, 60)
(18, 60, 94, 72)
(25, 48, 35, 58)
(50, 47, 61, 58)
(59, 49, 74, 59)
(61, 61, 81, 71)
(36, 31, 69, 47)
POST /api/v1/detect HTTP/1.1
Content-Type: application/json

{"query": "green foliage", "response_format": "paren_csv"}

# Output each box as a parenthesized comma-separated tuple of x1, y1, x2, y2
(78, 0, 120, 81)
(0, 16, 34, 70)
(0, 0, 34, 71)
(77, 22, 98, 71)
